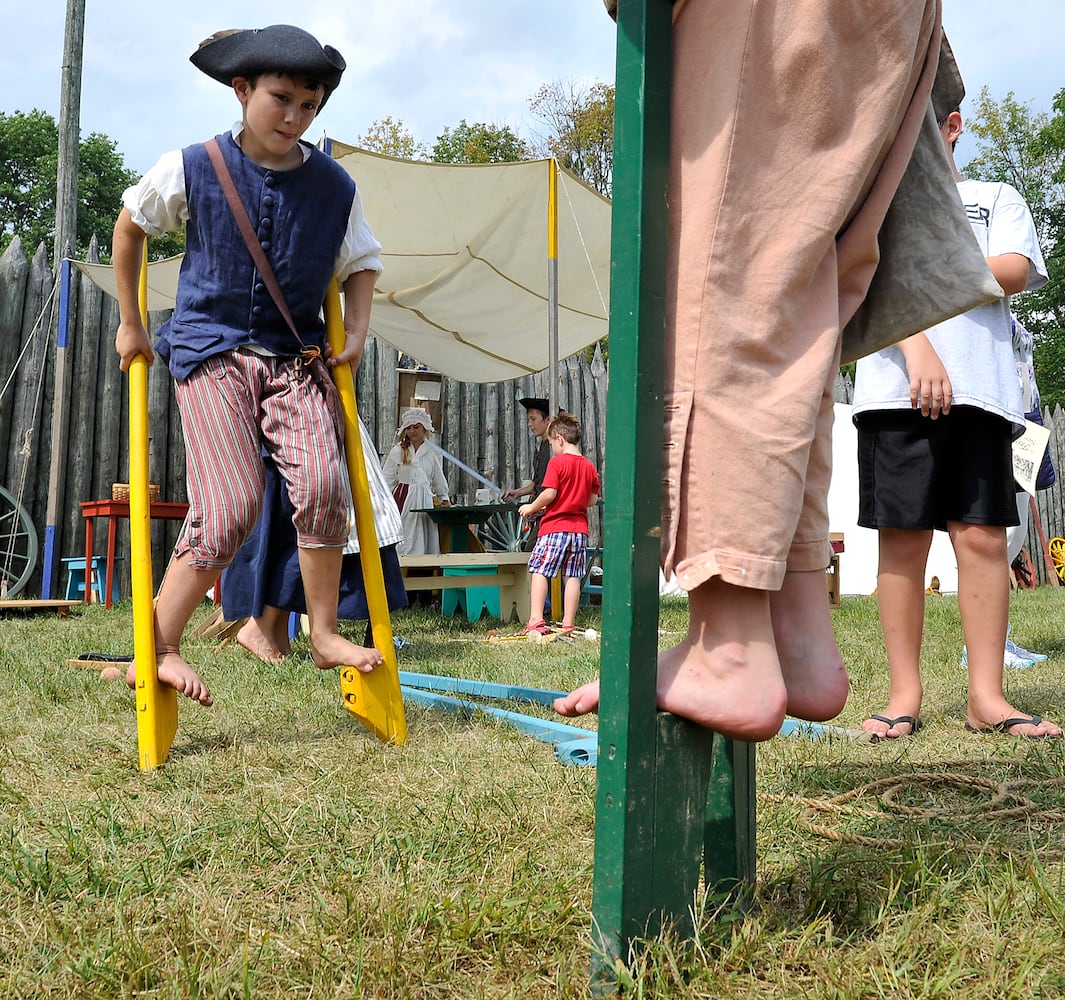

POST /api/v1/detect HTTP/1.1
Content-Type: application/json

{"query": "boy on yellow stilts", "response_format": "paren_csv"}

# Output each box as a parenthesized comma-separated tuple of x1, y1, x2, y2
(112, 25, 384, 705)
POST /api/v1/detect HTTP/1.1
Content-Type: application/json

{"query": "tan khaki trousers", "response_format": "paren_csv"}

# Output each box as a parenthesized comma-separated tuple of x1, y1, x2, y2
(662, 0, 941, 592)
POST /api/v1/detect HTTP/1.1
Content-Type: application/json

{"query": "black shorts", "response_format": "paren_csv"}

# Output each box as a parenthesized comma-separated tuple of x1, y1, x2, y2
(855, 406, 1019, 532)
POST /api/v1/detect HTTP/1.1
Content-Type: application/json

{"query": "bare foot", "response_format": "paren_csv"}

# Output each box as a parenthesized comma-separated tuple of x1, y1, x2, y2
(655, 623, 786, 742)
(236, 618, 286, 665)
(554, 680, 601, 716)
(769, 569, 849, 721)
(256, 607, 293, 658)
(125, 653, 214, 706)
(553, 579, 788, 742)
(310, 631, 384, 673)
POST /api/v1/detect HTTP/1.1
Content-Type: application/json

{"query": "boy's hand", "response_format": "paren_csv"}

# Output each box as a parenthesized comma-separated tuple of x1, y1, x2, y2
(899, 334, 952, 419)
(115, 320, 154, 372)
(327, 328, 366, 369)
(518, 503, 533, 520)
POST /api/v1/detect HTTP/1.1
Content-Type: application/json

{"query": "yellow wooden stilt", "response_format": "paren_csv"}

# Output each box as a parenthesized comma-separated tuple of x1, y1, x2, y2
(131, 243, 177, 769)
(324, 279, 407, 744)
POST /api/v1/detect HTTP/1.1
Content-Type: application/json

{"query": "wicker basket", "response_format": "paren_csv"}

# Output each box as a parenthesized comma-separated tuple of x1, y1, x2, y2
(112, 482, 160, 502)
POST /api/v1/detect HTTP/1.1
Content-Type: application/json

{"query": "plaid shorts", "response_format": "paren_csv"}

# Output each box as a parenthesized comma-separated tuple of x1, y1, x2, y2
(528, 531, 588, 580)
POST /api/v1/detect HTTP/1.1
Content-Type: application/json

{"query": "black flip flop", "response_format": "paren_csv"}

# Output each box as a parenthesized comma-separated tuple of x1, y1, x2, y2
(964, 714, 1061, 738)
(865, 713, 923, 744)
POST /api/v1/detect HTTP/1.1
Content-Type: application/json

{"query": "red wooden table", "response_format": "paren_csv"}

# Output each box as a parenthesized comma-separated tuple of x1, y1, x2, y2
(79, 499, 190, 609)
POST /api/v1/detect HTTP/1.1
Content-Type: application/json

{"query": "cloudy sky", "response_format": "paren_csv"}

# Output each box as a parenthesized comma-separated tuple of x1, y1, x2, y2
(4, 0, 1062, 175)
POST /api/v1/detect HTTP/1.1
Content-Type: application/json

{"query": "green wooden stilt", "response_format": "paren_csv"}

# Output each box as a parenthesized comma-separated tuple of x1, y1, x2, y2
(590, 0, 755, 990)
(704, 736, 757, 901)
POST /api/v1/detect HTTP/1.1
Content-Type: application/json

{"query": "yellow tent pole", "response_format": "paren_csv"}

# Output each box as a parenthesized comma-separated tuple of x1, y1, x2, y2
(547, 157, 559, 412)
(324, 279, 407, 744)
(131, 242, 178, 769)
(547, 159, 563, 618)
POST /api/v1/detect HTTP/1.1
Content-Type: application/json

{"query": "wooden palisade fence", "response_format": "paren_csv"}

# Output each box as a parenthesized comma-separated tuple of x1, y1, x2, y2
(0, 238, 607, 600)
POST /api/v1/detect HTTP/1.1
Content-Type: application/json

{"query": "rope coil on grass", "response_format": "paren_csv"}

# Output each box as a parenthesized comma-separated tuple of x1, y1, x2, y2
(765, 768, 1065, 856)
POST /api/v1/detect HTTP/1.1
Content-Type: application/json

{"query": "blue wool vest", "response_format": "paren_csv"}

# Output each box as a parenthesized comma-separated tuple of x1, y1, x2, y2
(156, 132, 356, 380)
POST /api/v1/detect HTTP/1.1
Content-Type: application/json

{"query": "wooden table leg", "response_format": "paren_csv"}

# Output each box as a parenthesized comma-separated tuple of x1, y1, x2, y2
(105, 514, 118, 609)
(83, 517, 94, 605)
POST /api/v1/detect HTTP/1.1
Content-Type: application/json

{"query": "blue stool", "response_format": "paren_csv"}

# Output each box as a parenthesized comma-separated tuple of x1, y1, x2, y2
(62, 556, 121, 604)
(441, 565, 502, 622)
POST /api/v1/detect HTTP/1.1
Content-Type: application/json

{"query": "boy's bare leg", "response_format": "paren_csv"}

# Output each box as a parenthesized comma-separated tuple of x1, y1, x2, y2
(561, 576, 582, 628)
(527, 572, 549, 627)
(951, 522, 1062, 737)
(861, 527, 929, 739)
(236, 604, 291, 664)
(769, 568, 849, 721)
(263, 604, 294, 656)
(555, 578, 788, 742)
(298, 546, 382, 672)
(124, 554, 215, 706)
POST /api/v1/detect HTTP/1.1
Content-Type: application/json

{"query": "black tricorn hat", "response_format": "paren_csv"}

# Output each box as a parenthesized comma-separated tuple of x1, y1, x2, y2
(190, 25, 346, 111)
(519, 397, 550, 416)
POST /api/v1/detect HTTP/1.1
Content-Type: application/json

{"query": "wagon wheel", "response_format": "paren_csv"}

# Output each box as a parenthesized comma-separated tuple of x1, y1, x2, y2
(1049, 537, 1065, 582)
(0, 485, 38, 599)
(480, 506, 532, 552)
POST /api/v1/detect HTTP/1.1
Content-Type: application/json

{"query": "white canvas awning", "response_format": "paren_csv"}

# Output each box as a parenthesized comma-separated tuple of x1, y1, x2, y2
(76, 141, 611, 383)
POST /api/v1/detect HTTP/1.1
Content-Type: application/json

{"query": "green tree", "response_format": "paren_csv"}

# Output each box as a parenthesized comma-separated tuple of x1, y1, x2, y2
(528, 81, 614, 195)
(0, 109, 62, 255)
(355, 116, 427, 160)
(77, 132, 184, 262)
(0, 109, 182, 262)
(432, 120, 531, 163)
(964, 88, 1065, 407)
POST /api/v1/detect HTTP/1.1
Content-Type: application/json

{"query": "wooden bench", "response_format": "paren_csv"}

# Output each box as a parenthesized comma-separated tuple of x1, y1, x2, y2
(398, 551, 532, 623)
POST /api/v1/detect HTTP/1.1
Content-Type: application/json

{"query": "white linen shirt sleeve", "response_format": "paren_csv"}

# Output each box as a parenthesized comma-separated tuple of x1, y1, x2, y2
(335, 185, 383, 282)
(121, 149, 188, 236)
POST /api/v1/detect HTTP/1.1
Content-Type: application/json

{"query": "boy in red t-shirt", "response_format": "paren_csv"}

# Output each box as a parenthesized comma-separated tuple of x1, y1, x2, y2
(518, 412, 601, 634)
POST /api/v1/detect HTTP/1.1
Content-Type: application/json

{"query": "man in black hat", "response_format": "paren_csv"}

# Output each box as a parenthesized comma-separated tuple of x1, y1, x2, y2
(502, 397, 552, 546)
(111, 25, 385, 707)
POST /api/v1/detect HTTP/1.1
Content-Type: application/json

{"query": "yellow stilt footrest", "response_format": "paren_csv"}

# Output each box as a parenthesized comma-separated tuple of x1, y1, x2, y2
(324, 279, 407, 744)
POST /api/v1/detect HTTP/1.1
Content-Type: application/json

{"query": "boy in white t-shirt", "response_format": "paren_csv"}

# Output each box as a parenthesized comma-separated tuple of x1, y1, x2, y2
(852, 108, 1060, 740)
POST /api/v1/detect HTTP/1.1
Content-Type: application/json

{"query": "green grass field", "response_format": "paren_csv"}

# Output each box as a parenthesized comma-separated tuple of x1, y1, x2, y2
(1, 590, 1064, 998)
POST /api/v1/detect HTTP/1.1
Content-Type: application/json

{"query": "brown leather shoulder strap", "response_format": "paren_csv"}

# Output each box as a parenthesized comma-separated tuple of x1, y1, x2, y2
(203, 137, 303, 346)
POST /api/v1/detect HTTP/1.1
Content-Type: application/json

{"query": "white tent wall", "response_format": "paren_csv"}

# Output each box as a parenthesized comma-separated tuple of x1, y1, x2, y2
(331, 144, 611, 381)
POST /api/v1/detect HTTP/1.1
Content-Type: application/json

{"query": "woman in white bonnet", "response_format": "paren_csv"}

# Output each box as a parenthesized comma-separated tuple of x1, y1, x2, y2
(382, 406, 451, 555)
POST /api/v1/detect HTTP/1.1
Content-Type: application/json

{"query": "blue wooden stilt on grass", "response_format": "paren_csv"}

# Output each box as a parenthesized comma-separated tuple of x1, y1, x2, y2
(397, 672, 598, 765)
(590, 1, 755, 991)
